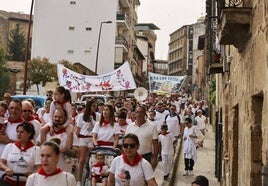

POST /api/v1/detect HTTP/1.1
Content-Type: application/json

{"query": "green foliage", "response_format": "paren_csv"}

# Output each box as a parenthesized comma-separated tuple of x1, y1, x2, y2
(209, 78, 216, 104)
(27, 57, 56, 94)
(58, 60, 80, 72)
(7, 23, 26, 61)
(0, 47, 10, 96)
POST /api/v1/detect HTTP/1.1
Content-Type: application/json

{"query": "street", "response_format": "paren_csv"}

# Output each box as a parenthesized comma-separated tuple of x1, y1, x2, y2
(155, 124, 220, 186)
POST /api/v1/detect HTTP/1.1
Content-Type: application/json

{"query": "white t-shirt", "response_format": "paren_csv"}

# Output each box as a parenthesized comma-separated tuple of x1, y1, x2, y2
(165, 114, 181, 136)
(158, 133, 176, 155)
(76, 113, 96, 136)
(125, 120, 158, 155)
(155, 110, 169, 125)
(92, 122, 120, 146)
(45, 132, 77, 173)
(91, 164, 109, 175)
(26, 171, 76, 186)
(195, 115, 206, 130)
(109, 155, 155, 186)
(0, 120, 23, 156)
(1, 143, 40, 182)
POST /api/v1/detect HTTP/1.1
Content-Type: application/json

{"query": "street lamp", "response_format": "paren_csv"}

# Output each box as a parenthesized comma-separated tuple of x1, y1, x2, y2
(23, 0, 34, 95)
(95, 20, 112, 74)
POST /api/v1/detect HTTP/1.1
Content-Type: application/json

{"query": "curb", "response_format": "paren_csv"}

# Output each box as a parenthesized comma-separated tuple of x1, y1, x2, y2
(168, 138, 183, 185)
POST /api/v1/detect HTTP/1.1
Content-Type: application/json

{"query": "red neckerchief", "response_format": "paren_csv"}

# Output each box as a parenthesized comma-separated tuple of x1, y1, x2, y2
(161, 131, 170, 136)
(130, 118, 135, 122)
(52, 126, 66, 134)
(34, 114, 42, 123)
(38, 167, 62, 178)
(102, 120, 110, 127)
(26, 115, 35, 122)
(122, 152, 142, 167)
(93, 162, 105, 173)
(55, 101, 67, 109)
(14, 141, 34, 152)
(8, 117, 24, 123)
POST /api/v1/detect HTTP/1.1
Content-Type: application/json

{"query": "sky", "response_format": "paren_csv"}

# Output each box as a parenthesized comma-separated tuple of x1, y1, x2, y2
(1, 0, 205, 60)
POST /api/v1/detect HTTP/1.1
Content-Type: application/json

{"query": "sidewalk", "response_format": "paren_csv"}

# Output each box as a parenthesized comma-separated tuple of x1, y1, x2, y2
(155, 124, 220, 186)
(173, 124, 220, 185)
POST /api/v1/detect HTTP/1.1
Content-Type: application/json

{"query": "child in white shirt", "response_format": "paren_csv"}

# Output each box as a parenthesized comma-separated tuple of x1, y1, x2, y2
(91, 152, 109, 186)
(158, 124, 176, 180)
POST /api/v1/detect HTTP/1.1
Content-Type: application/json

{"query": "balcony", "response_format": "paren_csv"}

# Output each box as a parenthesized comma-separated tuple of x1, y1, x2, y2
(116, 12, 130, 29)
(119, 0, 130, 8)
(208, 53, 223, 74)
(115, 36, 128, 52)
(219, 7, 252, 52)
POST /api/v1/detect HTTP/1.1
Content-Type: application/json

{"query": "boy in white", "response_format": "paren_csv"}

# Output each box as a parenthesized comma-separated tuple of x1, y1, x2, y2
(158, 124, 176, 180)
(91, 152, 109, 186)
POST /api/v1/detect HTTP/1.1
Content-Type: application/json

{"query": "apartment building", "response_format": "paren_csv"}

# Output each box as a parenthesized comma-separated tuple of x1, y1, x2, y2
(168, 19, 205, 97)
(32, 0, 140, 75)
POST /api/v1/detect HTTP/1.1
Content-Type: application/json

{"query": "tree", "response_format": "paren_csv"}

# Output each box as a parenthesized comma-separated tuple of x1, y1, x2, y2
(7, 23, 26, 61)
(27, 57, 56, 94)
(0, 47, 10, 97)
(58, 60, 81, 73)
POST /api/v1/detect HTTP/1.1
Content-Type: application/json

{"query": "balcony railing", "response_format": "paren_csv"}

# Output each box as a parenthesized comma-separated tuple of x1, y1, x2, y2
(115, 36, 129, 50)
(116, 12, 130, 28)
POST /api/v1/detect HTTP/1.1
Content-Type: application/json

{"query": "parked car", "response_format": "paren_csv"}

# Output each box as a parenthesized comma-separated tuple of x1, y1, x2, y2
(80, 94, 113, 104)
(11, 95, 47, 111)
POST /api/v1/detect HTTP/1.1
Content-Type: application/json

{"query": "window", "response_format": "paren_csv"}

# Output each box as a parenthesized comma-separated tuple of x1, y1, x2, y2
(85, 27, 92, 31)
(70, 1, 76, 5)
(67, 50, 74, 54)
(69, 26, 75, 31)
(84, 50, 91, 55)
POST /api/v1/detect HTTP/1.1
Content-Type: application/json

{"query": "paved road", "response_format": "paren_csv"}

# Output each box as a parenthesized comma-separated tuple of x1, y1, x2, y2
(155, 124, 220, 186)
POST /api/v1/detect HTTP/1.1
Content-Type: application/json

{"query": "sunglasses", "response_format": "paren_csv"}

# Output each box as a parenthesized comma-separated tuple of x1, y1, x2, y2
(122, 143, 136, 149)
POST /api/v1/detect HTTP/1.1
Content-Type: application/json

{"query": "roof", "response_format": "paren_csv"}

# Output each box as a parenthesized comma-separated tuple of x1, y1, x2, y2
(0, 10, 30, 22)
(135, 23, 160, 31)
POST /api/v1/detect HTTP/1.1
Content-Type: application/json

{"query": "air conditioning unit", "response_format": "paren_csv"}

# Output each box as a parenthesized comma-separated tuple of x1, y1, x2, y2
(223, 56, 232, 72)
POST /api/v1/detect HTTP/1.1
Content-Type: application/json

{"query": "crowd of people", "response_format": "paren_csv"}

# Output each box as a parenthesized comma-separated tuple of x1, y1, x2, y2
(0, 87, 210, 186)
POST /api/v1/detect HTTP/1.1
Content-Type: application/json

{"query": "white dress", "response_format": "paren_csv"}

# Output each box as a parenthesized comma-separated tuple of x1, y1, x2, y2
(183, 126, 198, 162)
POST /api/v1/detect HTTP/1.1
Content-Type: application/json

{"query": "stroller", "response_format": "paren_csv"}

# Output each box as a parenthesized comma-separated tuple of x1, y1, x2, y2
(0, 173, 26, 186)
(83, 147, 120, 186)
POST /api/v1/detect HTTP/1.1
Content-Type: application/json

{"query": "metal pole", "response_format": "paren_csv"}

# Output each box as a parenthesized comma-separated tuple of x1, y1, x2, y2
(23, 0, 34, 95)
(94, 21, 112, 74)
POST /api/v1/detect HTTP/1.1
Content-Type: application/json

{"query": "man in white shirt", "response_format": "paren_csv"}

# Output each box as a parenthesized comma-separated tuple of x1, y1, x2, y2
(125, 105, 159, 169)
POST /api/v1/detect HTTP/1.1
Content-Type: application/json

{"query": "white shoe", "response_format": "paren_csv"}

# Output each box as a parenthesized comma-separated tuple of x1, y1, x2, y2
(183, 170, 189, 176)
(76, 181, 81, 186)
(189, 171, 193, 176)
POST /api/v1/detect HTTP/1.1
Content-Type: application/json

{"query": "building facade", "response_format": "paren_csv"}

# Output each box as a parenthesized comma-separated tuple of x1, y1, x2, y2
(205, 0, 268, 185)
(168, 20, 205, 98)
(0, 10, 31, 55)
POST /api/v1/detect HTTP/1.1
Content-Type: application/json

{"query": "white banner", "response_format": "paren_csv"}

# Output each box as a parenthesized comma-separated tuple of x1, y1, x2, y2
(148, 72, 186, 94)
(57, 62, 136, 92)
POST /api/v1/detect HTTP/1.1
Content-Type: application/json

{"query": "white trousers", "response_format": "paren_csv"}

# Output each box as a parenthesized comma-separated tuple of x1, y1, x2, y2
(161, 154, 173, 175)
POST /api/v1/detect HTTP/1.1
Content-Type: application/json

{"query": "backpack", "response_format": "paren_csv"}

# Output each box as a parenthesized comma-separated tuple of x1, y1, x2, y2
(165, 113, 181, 124)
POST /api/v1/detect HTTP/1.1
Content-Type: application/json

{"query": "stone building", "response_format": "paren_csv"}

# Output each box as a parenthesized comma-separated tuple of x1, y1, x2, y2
(205, 0, 268, 185)
(0, 10, 31, 54)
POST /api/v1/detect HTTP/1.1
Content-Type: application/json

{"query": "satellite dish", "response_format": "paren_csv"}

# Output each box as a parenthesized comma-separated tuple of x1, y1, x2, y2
(134, 87, 148, 103)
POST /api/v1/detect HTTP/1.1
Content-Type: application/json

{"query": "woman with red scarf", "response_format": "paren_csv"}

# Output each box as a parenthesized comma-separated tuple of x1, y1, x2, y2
(108, 133, 158, 186)
(92, 104, 119, 149)
(26, 141, 76, 186)
(0, 122, 40, 186)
